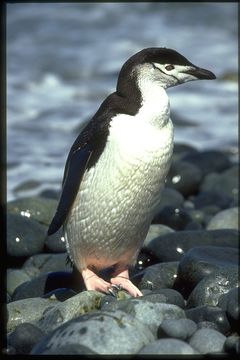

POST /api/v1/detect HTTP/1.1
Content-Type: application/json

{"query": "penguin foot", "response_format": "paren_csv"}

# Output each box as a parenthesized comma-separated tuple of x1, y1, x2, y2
(110, 269, 143, 297)
(82, 268, 111, 294)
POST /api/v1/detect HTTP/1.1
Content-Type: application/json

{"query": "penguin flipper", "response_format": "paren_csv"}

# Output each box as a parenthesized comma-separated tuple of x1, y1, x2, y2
(48, 145, 92, 235)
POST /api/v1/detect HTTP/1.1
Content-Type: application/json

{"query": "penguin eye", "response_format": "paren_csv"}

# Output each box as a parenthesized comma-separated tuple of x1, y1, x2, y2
(165, 65, 175, 71)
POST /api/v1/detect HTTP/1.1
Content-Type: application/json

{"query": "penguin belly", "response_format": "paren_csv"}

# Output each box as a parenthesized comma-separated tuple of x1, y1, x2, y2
(65, 116, 174, 272)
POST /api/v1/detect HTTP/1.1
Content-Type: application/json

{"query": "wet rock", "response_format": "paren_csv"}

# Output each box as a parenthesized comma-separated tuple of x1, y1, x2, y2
(138, 338, 196, 354)
(157, 318, 197, 340)
(143, 224, 174, 248)
(139, 288, 185, 308)
(200, 165, 238, 205)
(7, 297, 58, 333)
(189, 328, 226, 354)
(7, 213, 46, 258)
(186, 306, 230, 335)
(7, 269, 31, 296)
(12, 271, 74, 301)
(138, 262, 179, 290)
(7, 323, 45, 354)
(186, 267, 239, 309)
(45, 227, 66, 253)
(197, 321, 219, 331)
(36, 291, 105, 334)
(7, 196, 58, 226)
(23, 253, 71, 277)
(155, 187, 184, 212)
(172, 143, 199, 162)
(224, 335, 240, 354)
(41, 344, 97, 354)
(153, 206, 192, 230)
(145, 229, 239, 262)
(31, 310, 155, 354)
(166, 160, 202, 196)
(218, 287, 240, 333)
(207, 207, 239, 230)
(192, 191, 232, 210)
(43, 288, 77, 302)
(175, 246, 238, 297)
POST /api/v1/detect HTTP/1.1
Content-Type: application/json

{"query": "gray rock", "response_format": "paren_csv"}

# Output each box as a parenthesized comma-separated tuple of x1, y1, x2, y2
(138, 338, 196, 354)
(186, 267, 239, 309)
(36, 290, 105, 334)
(7, 213, 46, 257)
(45, 227, 66, 253)
(23, 253, 71, 277)
(155, 187, 184, 212)
(207, 207, 239, 230)
(7, 269, 31, 296)
(7, 322, 45, 354)
(218, 287, 240, 331)
(145, 229, 239, 262)
(224, 335, 240, 354)
(158, 318, 197, 340)
(31, 310, 155, 354)
(7, 297, 58, 333)
(189, 328, 226, 354)
(139, 288, 185, 308)
(138, 262, 179, 290)
(7, 196, 58, 226)
(41, 344, 97, 354)
(143, 224, 174, 248)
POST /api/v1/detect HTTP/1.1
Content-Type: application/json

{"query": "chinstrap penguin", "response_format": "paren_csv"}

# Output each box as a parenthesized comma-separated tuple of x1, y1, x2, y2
(48, 47, 216, 297)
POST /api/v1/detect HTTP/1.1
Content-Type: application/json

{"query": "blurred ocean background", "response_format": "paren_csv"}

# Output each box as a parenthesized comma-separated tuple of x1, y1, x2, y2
(7, 2, 238, 201)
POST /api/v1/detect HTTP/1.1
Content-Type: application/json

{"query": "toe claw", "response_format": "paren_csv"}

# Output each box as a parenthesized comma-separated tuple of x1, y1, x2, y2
(108, 284, 122, 297)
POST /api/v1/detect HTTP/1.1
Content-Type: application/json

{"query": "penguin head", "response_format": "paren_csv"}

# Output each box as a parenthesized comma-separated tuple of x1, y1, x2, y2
(117, 47, 216, 92)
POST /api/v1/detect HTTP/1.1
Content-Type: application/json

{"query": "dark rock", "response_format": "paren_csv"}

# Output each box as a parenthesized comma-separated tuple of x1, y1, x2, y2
(200, 165, 238, 205)
(186, 268, 239, 309)
(172, 143, 199, 162)
(175, 246, 238, 297)
(143, 224, 175, 248)
(12, 271, 75, 301)
(138, 262, 179, 291)
(31, 310, 155, 354)
(157, 318, 197, 340)
(7, 196, 58, 226)
(145, 229, 239, 263)
(138, 338, 196, 354)
(189, 328, 226, 354)
(134, 248, 159, 273)
(197, 321, 219, 331)
(23, 253, 72, 277)
(7, 269, 31, 296)
(41, 344, 97, 354)
(45, 227, 66, 253)
(207, 207, 239, 230)
(8, 323, 45, 354)
(166, 160, 202, 196)
(7, 213, 46, 258)
(192, 191, 232, 210)
(182, 150, 231, 176)
(218, 287, 240, 333)
(152, 206, 192, 230)
(186, 305, 230, 335)
(43, 288, 77, 301)
(100, 295, 118, 309)
(139, 288, 185, 308)
(154, 187, 184, 212)
(39, 189, 60, 200)
(224, 335, 240, 354)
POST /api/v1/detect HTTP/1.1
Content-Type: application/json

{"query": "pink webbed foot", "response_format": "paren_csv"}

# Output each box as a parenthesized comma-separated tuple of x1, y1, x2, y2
(110, 269, 143, 297)
(82, 268, 111, 294)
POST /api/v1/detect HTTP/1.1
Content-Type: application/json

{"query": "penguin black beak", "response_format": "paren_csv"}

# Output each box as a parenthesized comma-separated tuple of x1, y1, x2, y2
(183, 66, 216, 80)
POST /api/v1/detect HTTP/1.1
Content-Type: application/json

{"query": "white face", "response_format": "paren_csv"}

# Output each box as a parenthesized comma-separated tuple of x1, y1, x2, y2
(136, 62, 199, 89)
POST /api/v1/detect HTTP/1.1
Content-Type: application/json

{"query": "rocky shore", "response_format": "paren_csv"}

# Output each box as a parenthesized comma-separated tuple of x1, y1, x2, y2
(5, 144, 239, 355)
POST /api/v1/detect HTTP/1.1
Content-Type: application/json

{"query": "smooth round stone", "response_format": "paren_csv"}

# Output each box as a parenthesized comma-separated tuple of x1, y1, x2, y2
(43, 288, 77, 302)
(176, 246, 238, 297)
(134, 248, 159, 272)
(101, 299, 186, 337)
(143, 224, 175, 248)
(158, 318, 197, 340)
(171, 143, 199, 162)
(36, 291, 105, 334)
(138, 262, 179, 290)
(140, 289, 185, 308)
(224, 335, 240, 354)
(7, 213, 46, 258)
(45, 227, 66, 253)
(182, 150, 231, 176)
(138, 338, 196, 354)
(41, 344, 97, 354)
(100, 295, 118, 309)
(192, 191, 232, 210)
(7, 269, 31, 296)
(200, 165, 238, 204)
(23, 253, 72, 277)
(189, 328, 226, 354)
(155, 187, 184, 212)
(197, 321, 219, 331)
(7, 196, 58, 226)
(39, 189, 60, 200)
(186, 306, 230, 335)
(145, 229, 238, 262)
(31, 310, 155, 355)
(12, 271, 74, 301)
(7, 323, 45, 354)
(218, 287, 240, 331)
(7, 297, 58, 333)
(152, 206, 192, 230)
(207, 207, 239, 230)
(166, 160, 202, 197)
(186, 267, 239, 309)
